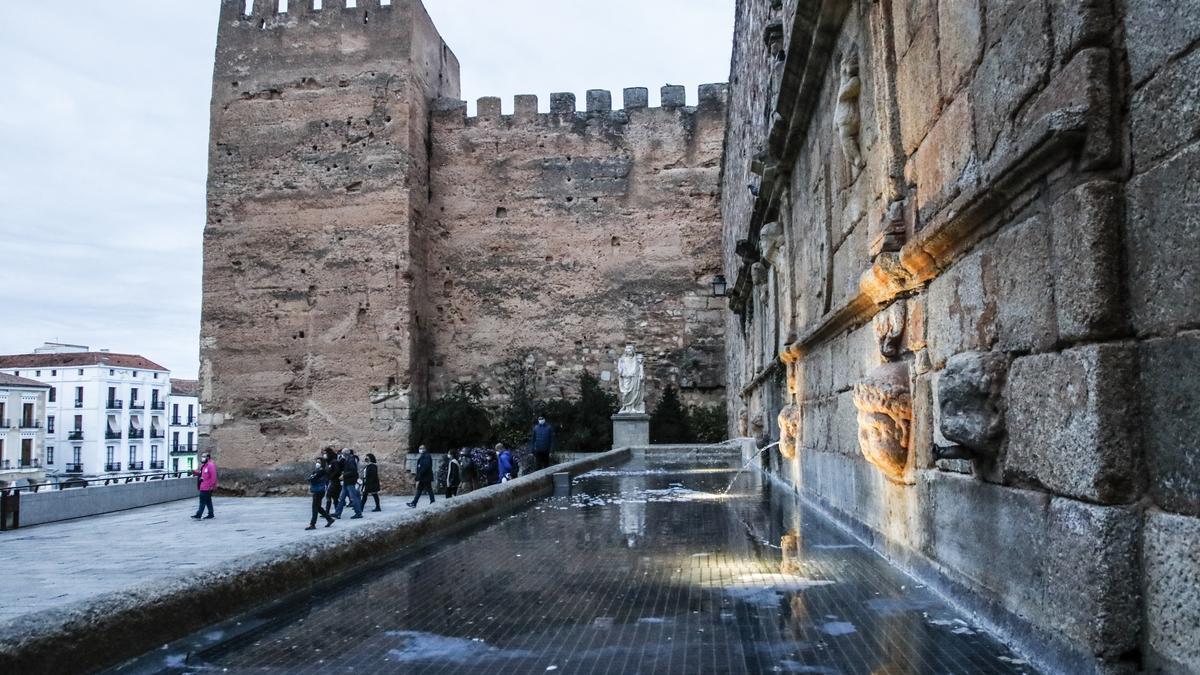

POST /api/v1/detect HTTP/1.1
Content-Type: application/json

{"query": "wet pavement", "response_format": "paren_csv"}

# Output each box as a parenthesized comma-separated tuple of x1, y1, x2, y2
(119, 449, 1035, 674)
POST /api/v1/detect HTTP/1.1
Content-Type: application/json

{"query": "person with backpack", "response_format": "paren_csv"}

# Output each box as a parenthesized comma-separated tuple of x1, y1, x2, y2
(334, 447, 363, 519)
(306, 457, 335, 530)
(497, 443, 516, 482)
(408, 444, 435, 507)
(445, 449, 462, 498)
(362, 453, 382, 512)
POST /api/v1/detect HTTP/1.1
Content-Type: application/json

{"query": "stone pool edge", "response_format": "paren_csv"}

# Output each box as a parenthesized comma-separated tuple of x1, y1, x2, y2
(0, 447, 632, 673)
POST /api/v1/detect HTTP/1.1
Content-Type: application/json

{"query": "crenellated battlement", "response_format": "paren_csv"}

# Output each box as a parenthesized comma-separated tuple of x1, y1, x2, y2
(433, 83, 728, 127)
(219, 0, 405, 30)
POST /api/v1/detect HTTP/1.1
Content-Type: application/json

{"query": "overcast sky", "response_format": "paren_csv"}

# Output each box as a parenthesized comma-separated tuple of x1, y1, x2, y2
(0, 1, 734, 379)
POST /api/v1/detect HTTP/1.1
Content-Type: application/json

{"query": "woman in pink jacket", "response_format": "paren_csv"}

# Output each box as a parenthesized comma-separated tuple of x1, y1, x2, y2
(191, 452, 218, 520)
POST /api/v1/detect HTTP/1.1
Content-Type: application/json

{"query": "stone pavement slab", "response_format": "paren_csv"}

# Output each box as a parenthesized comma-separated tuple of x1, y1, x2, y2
(0, 494, 416, 623)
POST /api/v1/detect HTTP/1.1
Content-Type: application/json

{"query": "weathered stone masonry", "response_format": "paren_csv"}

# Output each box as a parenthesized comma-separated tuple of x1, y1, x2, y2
(201, 0, 727, 471)
(723, 1, 1199, 673)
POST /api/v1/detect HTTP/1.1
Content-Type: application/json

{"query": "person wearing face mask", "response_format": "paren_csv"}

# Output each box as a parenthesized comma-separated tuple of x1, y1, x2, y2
(408, 444, 435, 507)
(190, 452, 218, 520)
(306, 457, 336, 530)
(362, 453, 382, 512)
(530, 415, 554, 470)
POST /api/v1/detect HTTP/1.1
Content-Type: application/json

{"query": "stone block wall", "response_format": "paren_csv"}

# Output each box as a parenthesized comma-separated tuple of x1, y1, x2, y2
(723, 0, 1200, 672)
(426, 87, 728, 406)
(201, 0, 460, 465)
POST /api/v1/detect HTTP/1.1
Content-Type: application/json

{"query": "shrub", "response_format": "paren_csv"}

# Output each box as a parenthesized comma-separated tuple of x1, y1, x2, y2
(650, 385, 689, 443)
(409, 383, 493, 453)
(687, 403, 727, 444)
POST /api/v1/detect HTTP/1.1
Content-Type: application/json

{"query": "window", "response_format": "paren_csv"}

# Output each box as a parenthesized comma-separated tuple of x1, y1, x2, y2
(172, 431, 180, 449)
(73, 447, 81, 465)
(75, 386, 83, 406)
(129, 447, 137, 464)
(74, 415, 82, 431)
(49, 387, 56, 403)
(151, 445, 158, 463)
(187, 404, 195, 422)
(109, 369, 115, 376)
(187, 457, 195, 470)
(46, 446, 54, 464)
(131, 388, 139, 401)
(172, 403, 179, 420)
(132, 371, 139, 378)
(51, 370, 56, 376)
(78, 369, 83, 376)
(106, 446, 115, 463)
(13, 371, 18, 377)
(35, 370, 41, 377)
(153, 373, 159, 379)
(47, 415, 55, 433)
(187, 431, 194, 448)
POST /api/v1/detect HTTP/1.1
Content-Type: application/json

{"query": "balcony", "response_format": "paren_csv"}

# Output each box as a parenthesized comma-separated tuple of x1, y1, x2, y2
(128, 461, 144, 471)
(68, 430, 84, 441)
(128, 401, 145, 410)
(65, 463, 84, 473)
(74, 399, 83, 408)
(150, 401, 165, 411)
(19, 419, 41, 429)
(170, 444, 196, 455)
(0, 419, 9, 429)
(128, 429, 145, 440)
(149, 460, 165, 470)
(150, 429, 165, 439)
(105, 429, 123, 440)
(105, 462, 122, 472)
(0, 459, 40, 470)
(187, 417, 197, 426)
(170, 416, 183, 426)
(106, 399, 123, 410)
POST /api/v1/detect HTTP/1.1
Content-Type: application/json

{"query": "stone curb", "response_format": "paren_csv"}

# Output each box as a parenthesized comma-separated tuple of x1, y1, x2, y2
(0, 447, 632, 673)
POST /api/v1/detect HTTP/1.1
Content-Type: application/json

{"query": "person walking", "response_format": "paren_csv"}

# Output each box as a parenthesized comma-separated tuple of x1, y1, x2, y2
(530, 415, 555, 470)
(409, 444, 435, 507)
(190, 452, 218, 520)
(362, 453, 382, 512)
(306, 457, 335, 530)
(497, 443, 514, 482)
(335, 448, 364, 519)
(484, 448, 500, 486)
(322, 447, 342, 515)
(445, 449, 461, 498)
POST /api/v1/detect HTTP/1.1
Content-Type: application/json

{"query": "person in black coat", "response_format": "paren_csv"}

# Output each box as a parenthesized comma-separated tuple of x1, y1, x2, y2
(445, 449, 462, 498)
(362, 453, 382, 512)
(408, 444, 435, 507)
(484, 449, 500, 486)
(322, 447, 342, 515)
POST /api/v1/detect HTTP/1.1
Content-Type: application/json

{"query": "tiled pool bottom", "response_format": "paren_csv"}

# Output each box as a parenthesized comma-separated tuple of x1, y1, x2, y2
(127, 452, 1035, 674)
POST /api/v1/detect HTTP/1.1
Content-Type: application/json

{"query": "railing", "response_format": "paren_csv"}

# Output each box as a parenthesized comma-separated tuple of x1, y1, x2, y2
(129, 401, 145, 410)
(170, 417, 182, 425)
(150, 401, 165, 411)
(149, 460, 164, 470)
(65, 463, 84, 473)
(74, 399, 83, 408)
(47, 425, 54, 434)
(1, 459, 41, 470)
(105, 462, 122, 472)
(0, 419, 9, 429)
(150, 430, 164, 439)
(170, 444, 196, 455)
(105, 430, 123, 440)
(68, 430, 84, 441)
(1, 468, 193, 494)
(19, 419, 41, 429)
(106, 399, 123, 410)
(128, 429, 145, 439)
(128, 461, 144, 471)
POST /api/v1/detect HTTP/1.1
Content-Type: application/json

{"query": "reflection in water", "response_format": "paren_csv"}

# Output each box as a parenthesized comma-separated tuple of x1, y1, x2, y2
(126, 449, 1036, 675)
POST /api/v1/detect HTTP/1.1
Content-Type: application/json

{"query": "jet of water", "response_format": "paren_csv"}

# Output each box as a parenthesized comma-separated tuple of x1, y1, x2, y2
(720, 441, 780, 495)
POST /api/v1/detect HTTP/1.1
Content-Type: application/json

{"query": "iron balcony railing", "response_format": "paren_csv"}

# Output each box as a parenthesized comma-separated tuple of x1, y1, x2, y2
(74, 399, 83, 408)
(128, 461, 144, 471)
(65, 463, 83, 473)
(105, 462, 122, 472)
(150, 401, 165, 411)
(105, 430, 122, 440)
(19, 419, 41, 429)
(0, 419, 9, 429)
(129, 401, 145, 410)
(150, 430, 165, 439)
(171, 443, 196, 455)
(106, 399, 123, 410)
(128, 429, 145, 440)
(1, 459, 41, 470)
(68, 430, 84, 441)
(149, 460, 164, 470)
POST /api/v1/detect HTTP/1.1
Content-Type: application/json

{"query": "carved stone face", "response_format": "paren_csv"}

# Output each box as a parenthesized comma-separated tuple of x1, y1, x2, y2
(853, 362, 912, 483)
(777, 403, 800, 460)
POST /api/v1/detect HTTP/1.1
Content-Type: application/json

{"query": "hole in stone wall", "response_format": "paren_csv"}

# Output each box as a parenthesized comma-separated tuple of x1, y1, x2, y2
(299, 331, 306, 338)
(363, 10, 369, 24)
(592, 197, 599, 203)
(611, 236, 621, 246)
(387, 376, 396, 389)
(495, 207, 507, 218)
(259, 18, 267, 30)
(566, 197, 574, 202)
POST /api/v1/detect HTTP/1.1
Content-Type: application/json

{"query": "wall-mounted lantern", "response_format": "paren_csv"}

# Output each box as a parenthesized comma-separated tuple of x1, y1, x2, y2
(711, 274, 728, 297)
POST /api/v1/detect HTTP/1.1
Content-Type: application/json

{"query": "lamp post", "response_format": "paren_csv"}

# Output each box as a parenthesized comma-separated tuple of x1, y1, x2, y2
(711, 274, 728, 297)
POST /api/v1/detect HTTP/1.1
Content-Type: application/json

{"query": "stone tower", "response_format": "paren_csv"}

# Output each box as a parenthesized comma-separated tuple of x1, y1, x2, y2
(201, 0, 460, 466)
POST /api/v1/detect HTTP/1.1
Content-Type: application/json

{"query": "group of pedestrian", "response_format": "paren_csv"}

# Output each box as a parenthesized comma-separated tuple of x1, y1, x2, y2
(306, 447, 382, 530)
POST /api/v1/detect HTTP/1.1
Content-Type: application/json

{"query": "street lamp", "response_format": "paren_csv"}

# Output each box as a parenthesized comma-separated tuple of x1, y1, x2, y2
(711, 274, 728, 297)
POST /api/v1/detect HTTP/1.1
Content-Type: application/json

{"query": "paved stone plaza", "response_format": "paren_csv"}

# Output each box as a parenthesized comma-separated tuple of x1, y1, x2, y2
(119, 451, 1035, 674)
(0, 494, 411, 624)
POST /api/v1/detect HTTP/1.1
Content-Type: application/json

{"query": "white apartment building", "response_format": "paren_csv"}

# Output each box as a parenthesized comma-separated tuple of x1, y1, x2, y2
(168, 379, 200, 472)
(0, 343, 171, 478)
(0, 373, 50, 485)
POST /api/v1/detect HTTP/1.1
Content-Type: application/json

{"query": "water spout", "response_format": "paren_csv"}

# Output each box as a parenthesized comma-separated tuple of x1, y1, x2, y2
(720, 440, 780, 495)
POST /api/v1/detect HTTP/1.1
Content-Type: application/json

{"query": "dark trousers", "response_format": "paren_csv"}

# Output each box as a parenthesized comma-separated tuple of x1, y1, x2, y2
(534, 451, 551, 470)
(324, 482, 341, 514)
(195, 491, 214, 518)
(445, 484, 459, 499)
(365, 492, 381, 510)
(310, 492, 331, 526)
(411, 480, 435, 504)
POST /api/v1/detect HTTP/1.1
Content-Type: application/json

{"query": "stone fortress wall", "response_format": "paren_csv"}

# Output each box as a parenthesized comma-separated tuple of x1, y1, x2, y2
(201, 0, 727, 470)
(722, 1, 1199, 673)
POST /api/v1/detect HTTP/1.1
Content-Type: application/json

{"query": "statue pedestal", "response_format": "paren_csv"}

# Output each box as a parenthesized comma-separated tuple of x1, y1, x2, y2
(612, 413, 651, 449)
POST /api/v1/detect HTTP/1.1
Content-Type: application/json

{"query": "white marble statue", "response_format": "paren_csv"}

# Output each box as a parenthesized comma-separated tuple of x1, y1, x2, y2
(617, 345, 646, 414)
